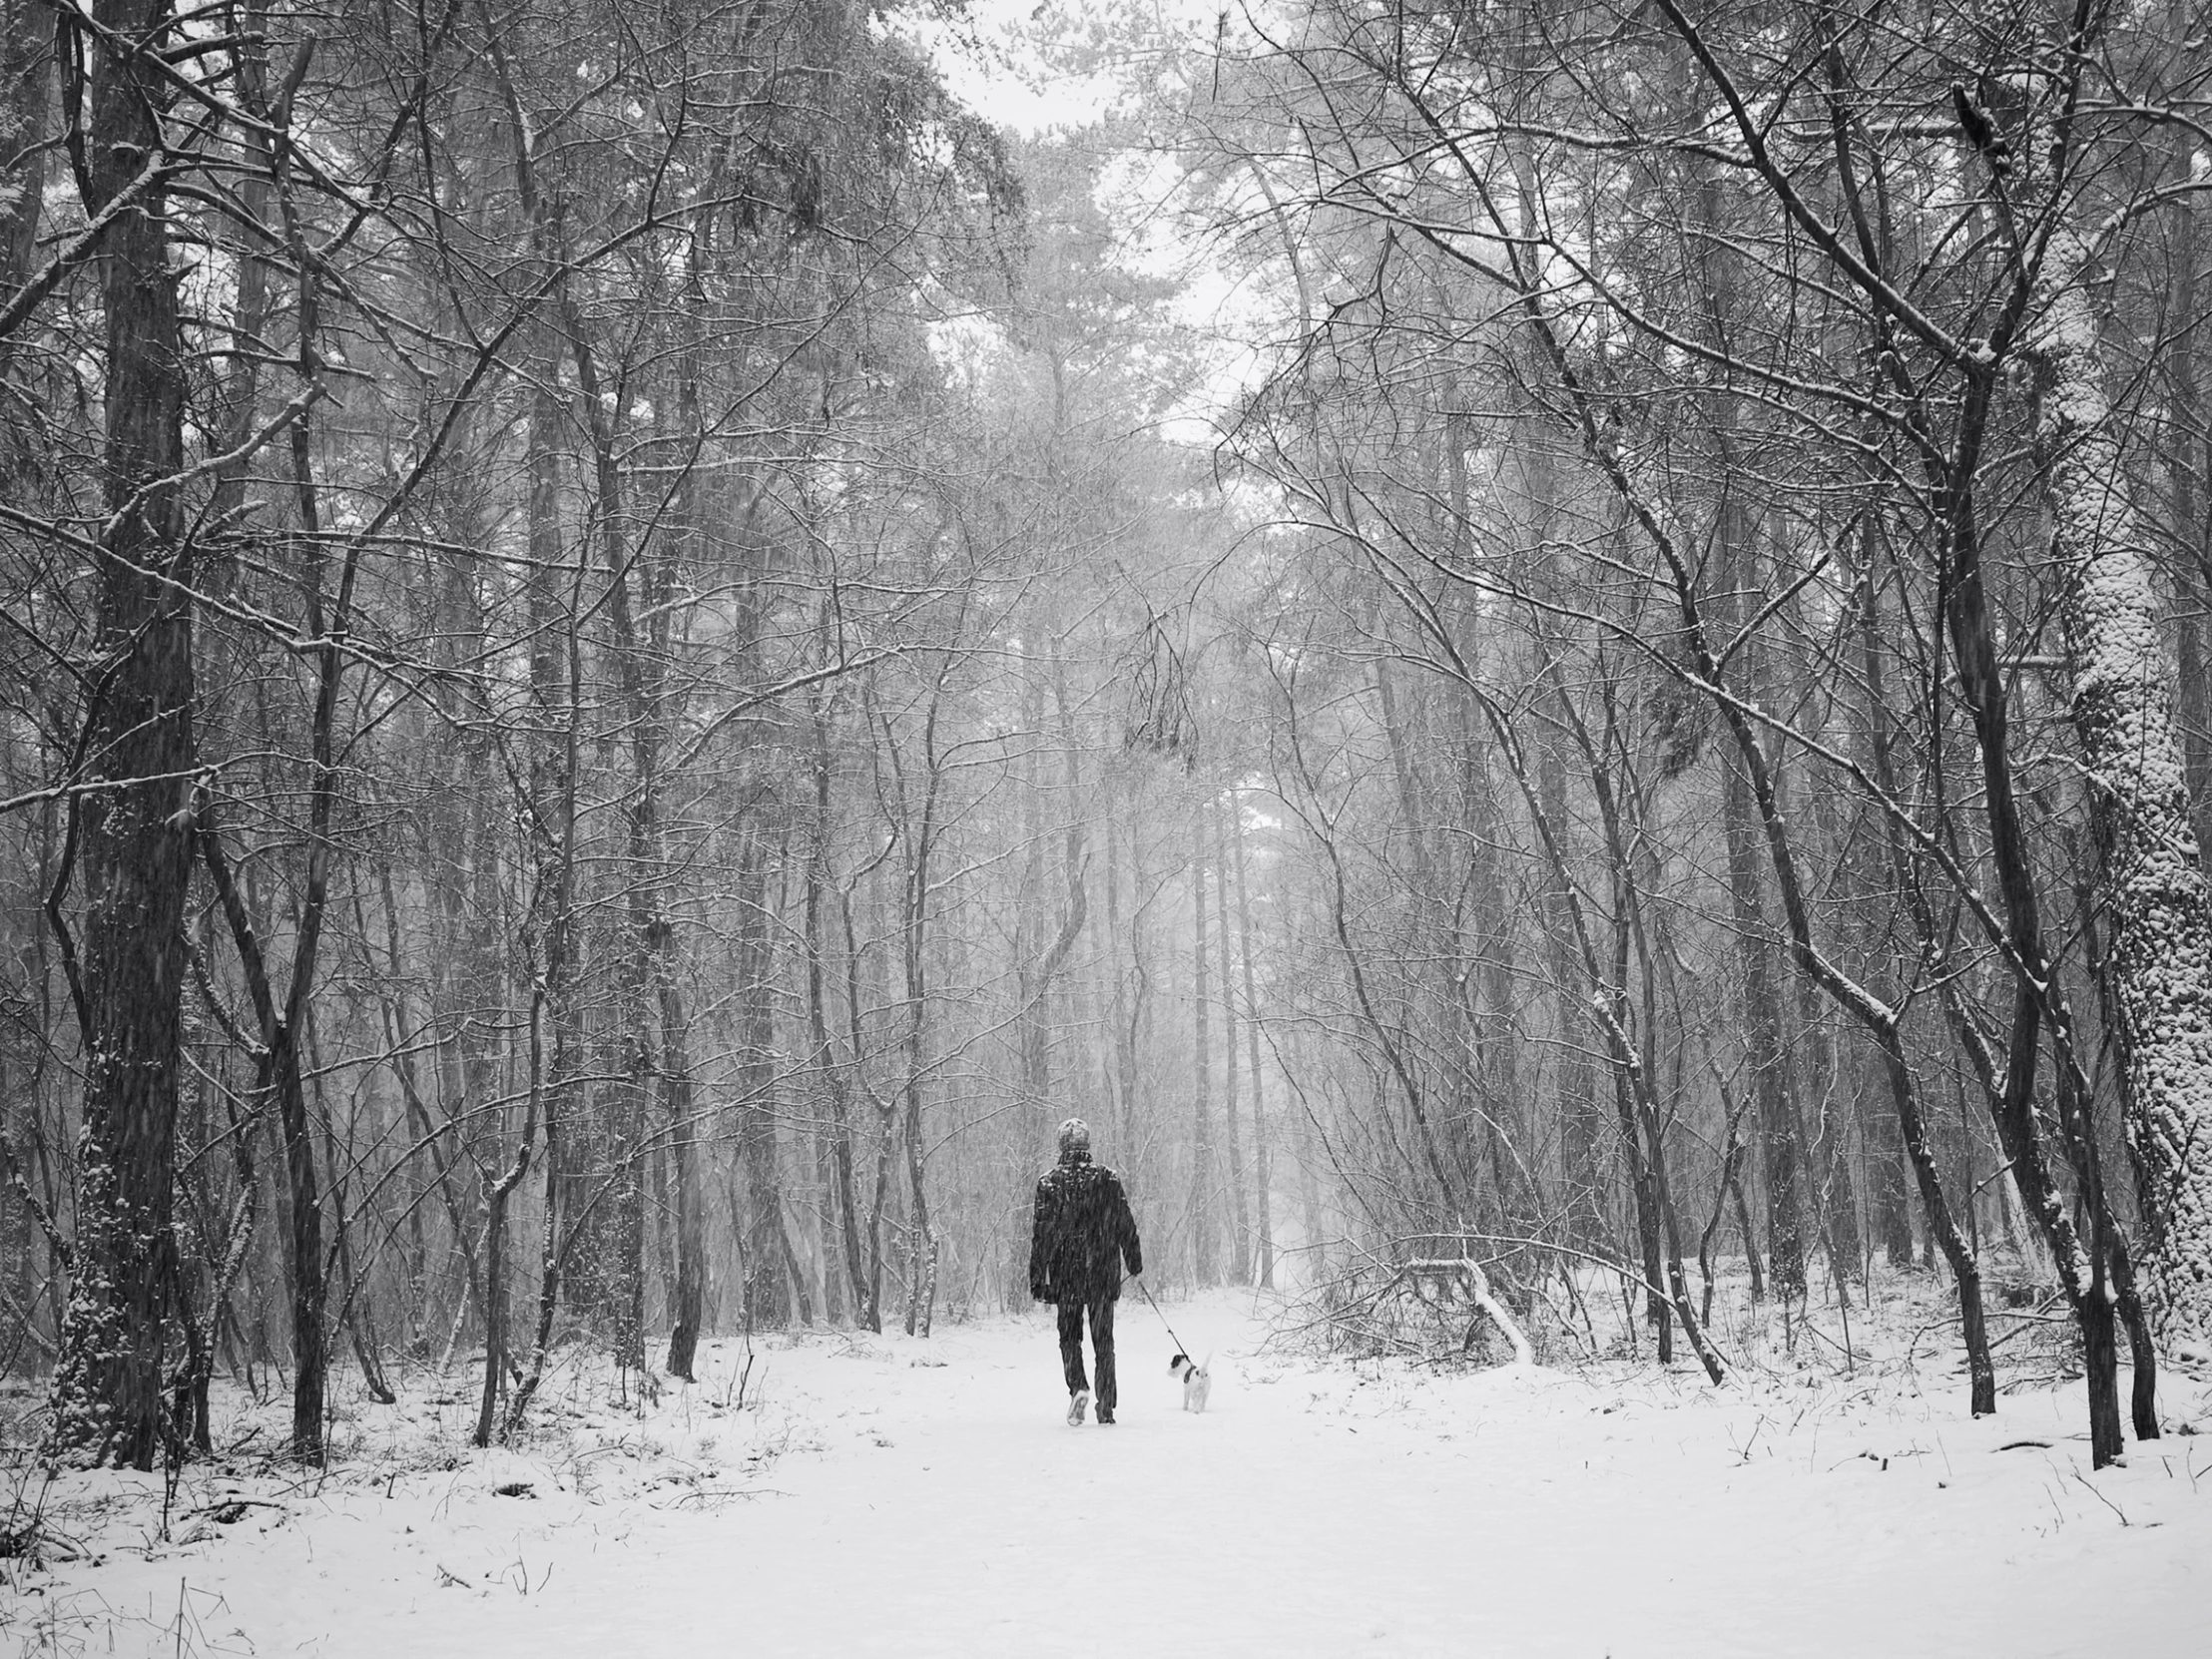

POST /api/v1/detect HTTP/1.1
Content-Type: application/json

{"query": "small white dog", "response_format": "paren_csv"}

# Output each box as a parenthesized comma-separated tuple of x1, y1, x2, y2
(1169, 1353, 1212, 1413)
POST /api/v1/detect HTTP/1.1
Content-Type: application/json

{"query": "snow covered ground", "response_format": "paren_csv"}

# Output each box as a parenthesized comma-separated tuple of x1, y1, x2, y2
(4, 1285, 2206, 1657)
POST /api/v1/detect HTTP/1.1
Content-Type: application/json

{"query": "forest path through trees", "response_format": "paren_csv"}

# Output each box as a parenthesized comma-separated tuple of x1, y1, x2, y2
(28, 1296, 2208, 1656)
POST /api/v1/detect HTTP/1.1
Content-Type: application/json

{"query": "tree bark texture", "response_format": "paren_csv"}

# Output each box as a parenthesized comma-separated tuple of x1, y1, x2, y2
(48, 0, 194, 1472)
(1190, 815, 1218, 1284)
(2033, 228, 2212, 1355)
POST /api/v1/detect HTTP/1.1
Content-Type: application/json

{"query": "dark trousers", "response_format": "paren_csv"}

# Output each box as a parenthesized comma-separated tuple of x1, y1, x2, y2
(1056, 1294, 1116, 1410)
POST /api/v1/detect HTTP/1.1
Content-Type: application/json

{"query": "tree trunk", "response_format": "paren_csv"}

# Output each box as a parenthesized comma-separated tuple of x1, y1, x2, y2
(2033, 226, 2212, 1355)
(1719, 643, 1807, 1302)
(1231, 790, 1275, 1289)
(198, 814, 328, 1465)
(0, 5, 44, 302)
(2167, 0, 2212, 870)
(1788, 745, 1863, 1288)
(1881, 1035, 1995, 1413)
(502, 345, 579, 1436)
(48, 0, 195, 1472)
(567, 315, 656, 1368)
(1540, 737, 1604, 1253)
(1191, 812, 1218, 1284)
(737, 833, 791, 1328)
(662, 979, 705, 1379)
(1010, 651, 1087, 1299)
(807, 691, 871, 1326)
(1214, 794, 1251, 1285)
(898, 722, 943, 1337)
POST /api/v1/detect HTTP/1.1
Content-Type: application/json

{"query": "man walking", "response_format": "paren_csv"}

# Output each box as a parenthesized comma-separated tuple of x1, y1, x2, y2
(1029, 1118, 1143, 1425)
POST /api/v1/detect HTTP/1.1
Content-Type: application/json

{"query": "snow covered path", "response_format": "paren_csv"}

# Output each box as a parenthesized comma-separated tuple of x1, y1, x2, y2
(22, 1295, 2208, 1656)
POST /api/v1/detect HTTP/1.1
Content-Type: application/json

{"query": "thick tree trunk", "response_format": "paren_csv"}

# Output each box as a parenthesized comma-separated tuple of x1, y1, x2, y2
(568, 317, 657, 1367)
(48, 0, 194, 1472)
(2034, 229, 2212, 1355)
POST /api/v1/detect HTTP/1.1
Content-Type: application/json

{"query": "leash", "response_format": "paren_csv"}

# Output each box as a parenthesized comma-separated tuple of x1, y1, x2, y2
(1132, 1276, 1193, 1360)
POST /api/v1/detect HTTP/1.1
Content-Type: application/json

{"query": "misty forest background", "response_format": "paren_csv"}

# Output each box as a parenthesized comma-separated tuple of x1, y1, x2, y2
(4, 0, 2212, 1479)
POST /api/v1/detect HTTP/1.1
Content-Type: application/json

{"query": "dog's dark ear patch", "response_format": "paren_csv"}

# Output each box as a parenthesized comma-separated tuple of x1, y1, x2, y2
(1170, 1353, 1188, 1372)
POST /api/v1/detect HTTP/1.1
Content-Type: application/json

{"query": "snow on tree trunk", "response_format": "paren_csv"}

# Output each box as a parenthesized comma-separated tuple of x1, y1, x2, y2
(2033, 227, 2212, 1358)
(47, 0, 194, 1471)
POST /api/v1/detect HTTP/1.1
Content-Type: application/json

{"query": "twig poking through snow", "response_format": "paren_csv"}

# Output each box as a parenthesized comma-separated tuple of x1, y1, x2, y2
(2071, 1471, 2131, 1525)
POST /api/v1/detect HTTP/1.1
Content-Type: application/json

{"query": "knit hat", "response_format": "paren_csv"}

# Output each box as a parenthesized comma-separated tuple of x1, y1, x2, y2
(1057, 1117, 1091, 1156)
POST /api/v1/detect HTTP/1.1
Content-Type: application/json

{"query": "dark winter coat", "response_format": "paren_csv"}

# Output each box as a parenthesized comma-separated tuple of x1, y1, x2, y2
(1028, 1149, 1142, 1306)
